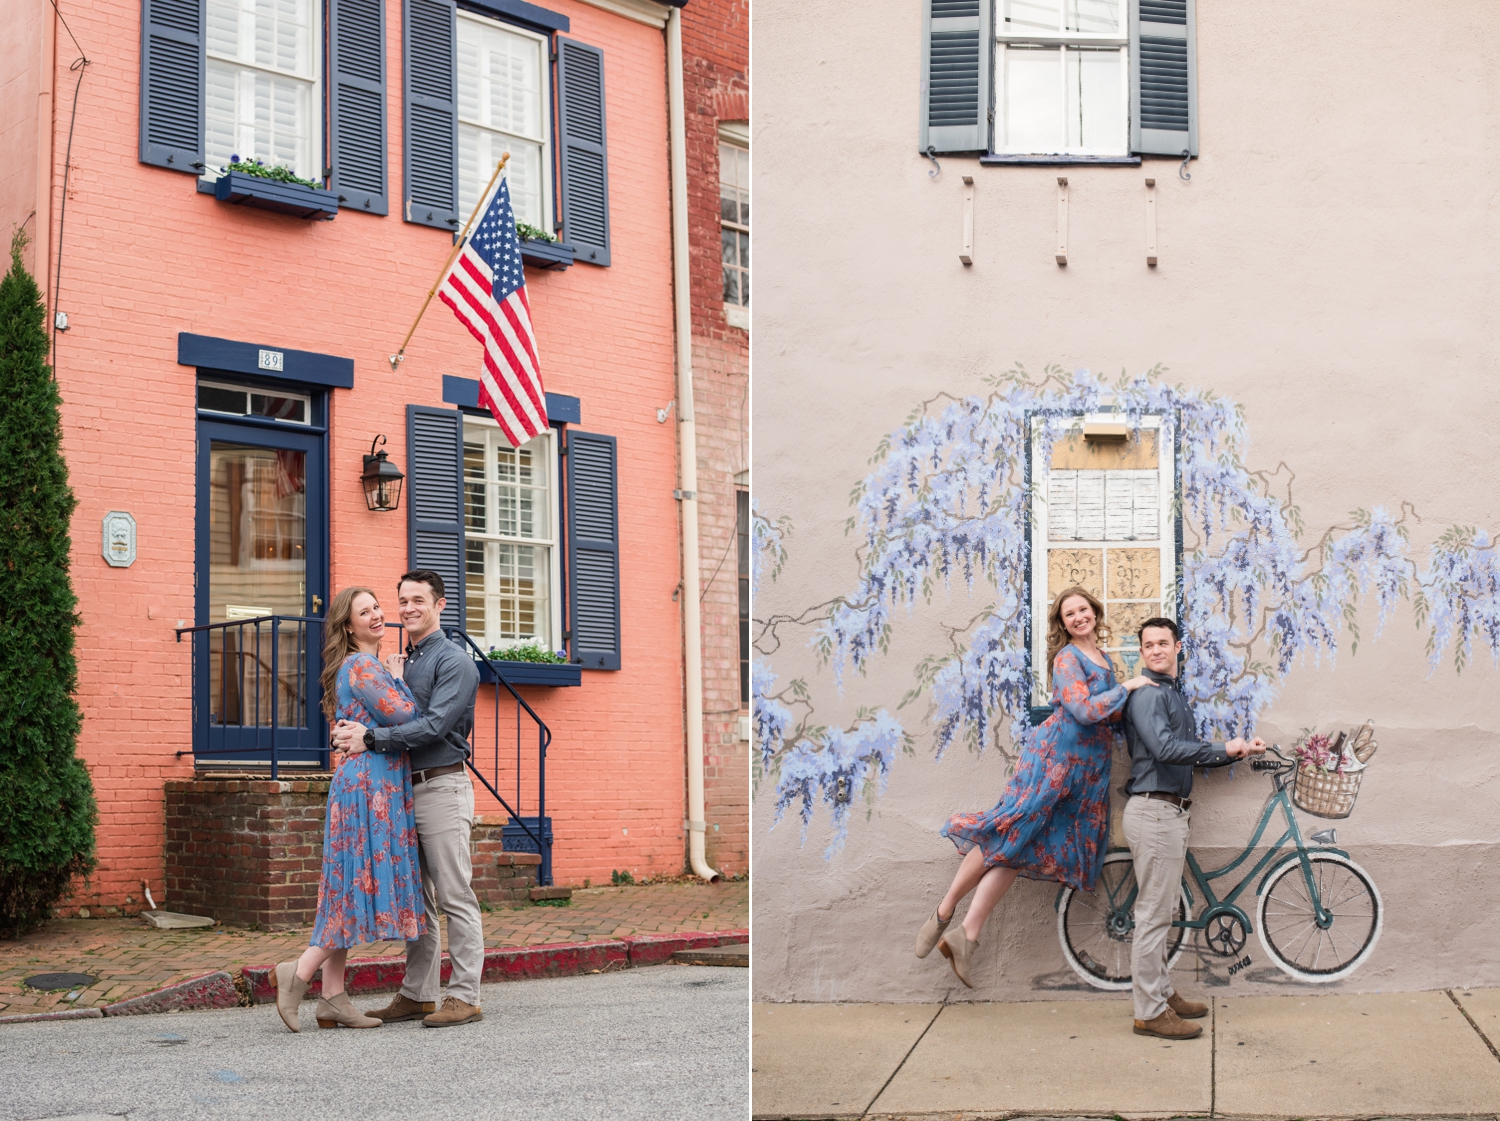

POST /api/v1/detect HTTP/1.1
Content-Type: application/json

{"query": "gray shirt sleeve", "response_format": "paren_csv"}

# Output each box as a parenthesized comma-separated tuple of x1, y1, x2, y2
(368, 649, 479, 754)
(1133, 687, 1231, 768)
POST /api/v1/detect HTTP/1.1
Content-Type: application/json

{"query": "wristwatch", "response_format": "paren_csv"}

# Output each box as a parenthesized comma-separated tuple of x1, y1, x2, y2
(363, 728, 375, 749)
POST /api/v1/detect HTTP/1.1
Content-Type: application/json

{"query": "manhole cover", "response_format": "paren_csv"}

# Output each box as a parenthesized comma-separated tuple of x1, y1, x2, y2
(25, 973, 96, 991)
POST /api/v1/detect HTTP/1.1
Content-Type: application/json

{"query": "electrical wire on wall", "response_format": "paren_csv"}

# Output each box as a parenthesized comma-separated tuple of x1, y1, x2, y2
(49, 0, 90, 363)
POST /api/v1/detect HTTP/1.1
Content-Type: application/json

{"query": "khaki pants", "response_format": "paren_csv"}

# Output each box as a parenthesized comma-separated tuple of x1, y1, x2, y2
(1123, 795, 1191, 1021)
(401, 771, 485, 1008)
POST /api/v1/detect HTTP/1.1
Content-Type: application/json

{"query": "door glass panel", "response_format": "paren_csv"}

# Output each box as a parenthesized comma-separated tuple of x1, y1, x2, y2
(208, 442, 308, 728)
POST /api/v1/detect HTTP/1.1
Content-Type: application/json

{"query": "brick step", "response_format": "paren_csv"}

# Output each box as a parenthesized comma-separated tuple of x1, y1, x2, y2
(529, 886, 572, 902)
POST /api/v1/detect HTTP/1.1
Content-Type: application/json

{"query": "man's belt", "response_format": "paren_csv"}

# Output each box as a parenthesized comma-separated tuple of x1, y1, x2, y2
(1143, 790, 1191, 810)
(412, 762, 464, 785)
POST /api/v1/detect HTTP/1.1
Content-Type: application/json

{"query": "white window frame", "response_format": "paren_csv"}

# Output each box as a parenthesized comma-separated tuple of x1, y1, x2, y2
(997, 0, 1129, 156)
(202, 0, 324, 182)
(456, 11, 553, 233)
(462, 415, 562, 654)
(718, 122, 749, 330)
(1029, 412, 1176, 704)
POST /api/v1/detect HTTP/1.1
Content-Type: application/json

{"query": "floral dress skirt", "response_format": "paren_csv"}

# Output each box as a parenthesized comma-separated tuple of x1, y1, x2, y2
(310, 653, 427, 949)
(941, 644, 1126, 893)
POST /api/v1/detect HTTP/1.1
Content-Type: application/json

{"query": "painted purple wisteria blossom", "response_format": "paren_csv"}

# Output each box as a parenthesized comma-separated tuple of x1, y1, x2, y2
(754, 366, 1500, 855)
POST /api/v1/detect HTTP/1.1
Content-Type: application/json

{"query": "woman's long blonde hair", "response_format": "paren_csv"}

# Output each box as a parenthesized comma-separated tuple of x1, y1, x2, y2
(320, 586, 380, 721)
(1045, 585, 1112, 685)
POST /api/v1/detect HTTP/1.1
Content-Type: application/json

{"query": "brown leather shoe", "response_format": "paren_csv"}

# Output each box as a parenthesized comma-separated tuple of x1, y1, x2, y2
(315, 992, 382, 1029)
(1133, 1007, 1203, 1039)
(422, 996, 484, 1028)
(365, 992, 437, 1023)
(1167, 991, 1208, 1019)
(270, 961, 310, 1033)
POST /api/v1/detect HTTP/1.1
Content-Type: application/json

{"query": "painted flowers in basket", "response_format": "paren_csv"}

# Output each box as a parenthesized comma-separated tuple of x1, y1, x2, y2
(1294, 732, 1356, 774)
(1289, 722, 1378, 819)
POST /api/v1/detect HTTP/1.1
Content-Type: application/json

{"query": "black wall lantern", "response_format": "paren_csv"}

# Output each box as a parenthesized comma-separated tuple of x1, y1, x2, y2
(362, 435, 405, 512)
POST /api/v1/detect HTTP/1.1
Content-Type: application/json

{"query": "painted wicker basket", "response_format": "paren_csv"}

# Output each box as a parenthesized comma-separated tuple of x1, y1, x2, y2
(1292, 722, 1377, 820)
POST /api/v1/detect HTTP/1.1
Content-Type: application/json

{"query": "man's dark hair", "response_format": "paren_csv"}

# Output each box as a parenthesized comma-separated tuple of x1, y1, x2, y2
(1137, 616, 1180, 642)
(398, 569, 446, 600)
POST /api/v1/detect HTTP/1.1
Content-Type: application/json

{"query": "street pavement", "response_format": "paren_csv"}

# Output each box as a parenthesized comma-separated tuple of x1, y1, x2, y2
(753, 988, 1500, 1118)
(0, 964, 748, 1121)
(0, 880, 748, 1018)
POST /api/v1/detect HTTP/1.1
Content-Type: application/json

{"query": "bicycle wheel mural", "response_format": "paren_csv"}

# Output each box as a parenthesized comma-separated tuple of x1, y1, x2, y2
(753, 365, 1500, 859)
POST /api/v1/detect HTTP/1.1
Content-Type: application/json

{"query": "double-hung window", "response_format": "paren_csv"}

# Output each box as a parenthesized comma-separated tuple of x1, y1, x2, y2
(719, 124, 749, 327)
(457, 14, 550, 231)
(918, 0, 1197, 161)
(203, 0, 322, 181)
(462, 418, 560, 654)
(998, 0, 1126, 156)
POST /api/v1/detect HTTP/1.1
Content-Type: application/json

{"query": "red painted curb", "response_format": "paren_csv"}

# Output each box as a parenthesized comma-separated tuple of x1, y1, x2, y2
(622, 931, 725, 967)
(482, 940, 629, 982)
(103, 971, 240, 1017)
(242, 929, 748, 1003)
(0, 1007, 105, 1025)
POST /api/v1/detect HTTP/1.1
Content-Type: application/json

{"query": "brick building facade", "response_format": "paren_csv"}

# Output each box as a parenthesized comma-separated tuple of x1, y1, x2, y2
(1, 0, 747, 915)
(681, 0, 749, 876)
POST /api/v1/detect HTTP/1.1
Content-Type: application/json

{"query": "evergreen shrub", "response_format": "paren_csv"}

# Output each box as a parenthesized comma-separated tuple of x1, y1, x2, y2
(0, 229, 97, 938)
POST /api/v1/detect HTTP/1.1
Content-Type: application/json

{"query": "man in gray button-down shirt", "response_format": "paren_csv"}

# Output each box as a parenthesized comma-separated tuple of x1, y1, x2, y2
(331, 570, 483, 1028)
(1122, 616, 1263, 1041)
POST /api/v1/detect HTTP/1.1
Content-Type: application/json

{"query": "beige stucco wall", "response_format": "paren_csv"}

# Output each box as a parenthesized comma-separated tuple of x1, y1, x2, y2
(752, 0, 1500, 1003)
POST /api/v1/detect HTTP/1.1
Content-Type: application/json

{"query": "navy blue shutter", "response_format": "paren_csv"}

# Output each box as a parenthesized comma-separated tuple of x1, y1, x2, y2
(556, 38, 610, 266)
(403, 0, 459, 229)
(139, 0, 205, 172)
(331, 0, 388, 214)
(406, 405, 466, 630)
(566, 431, 620, 670)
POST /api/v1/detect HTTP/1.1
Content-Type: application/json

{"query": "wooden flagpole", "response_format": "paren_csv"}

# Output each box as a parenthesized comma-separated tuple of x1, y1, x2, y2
(388, 152, 510, 371)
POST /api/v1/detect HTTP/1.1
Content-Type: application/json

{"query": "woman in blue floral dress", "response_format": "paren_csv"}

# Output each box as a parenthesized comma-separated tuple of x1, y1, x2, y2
(912, 586, 1158, 987)
(271, 587, 426, 1031)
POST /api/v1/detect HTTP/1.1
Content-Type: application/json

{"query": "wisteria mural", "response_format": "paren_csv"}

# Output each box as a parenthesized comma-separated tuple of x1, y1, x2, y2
(754, 365, 1500, 854)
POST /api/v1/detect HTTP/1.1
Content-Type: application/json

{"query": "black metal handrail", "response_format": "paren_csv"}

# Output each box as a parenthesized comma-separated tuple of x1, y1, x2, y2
(175, 614, 325, 778)
(444, 627, 553, 886)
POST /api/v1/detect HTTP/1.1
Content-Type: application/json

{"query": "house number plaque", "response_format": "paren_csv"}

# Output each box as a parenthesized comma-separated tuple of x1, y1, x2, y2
(102, 511, 137, 567)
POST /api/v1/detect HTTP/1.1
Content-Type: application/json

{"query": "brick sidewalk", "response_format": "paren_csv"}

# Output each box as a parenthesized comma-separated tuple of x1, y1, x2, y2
(0, 880, 747, 1019)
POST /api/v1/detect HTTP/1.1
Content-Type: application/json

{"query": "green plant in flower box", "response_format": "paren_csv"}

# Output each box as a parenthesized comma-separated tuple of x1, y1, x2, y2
(486, 641, 567, 664)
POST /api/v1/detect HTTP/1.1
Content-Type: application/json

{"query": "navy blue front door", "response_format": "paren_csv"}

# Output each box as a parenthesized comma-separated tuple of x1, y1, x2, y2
(194, 418, 328, 765)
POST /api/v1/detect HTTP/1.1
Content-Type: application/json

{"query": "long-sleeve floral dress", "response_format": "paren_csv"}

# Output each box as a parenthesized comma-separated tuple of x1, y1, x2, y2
(941, 644, 1127, 892)
(310, 653, 427, 948)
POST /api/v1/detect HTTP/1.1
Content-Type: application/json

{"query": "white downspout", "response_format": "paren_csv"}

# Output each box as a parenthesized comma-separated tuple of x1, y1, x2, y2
(667, 5, 718, 883)
(34, 0, 56, 303)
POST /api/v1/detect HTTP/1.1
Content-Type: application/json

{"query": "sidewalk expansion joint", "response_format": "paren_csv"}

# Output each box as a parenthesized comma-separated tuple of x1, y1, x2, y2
(861, 1003, 944, 1117)
(1447, 987, 1500, 1064)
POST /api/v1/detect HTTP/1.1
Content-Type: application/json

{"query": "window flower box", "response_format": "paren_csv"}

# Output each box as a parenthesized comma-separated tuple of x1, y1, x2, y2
(478, 659, 582, 688)
(214, 172, 338, 220)
(520, 238, 575, 271)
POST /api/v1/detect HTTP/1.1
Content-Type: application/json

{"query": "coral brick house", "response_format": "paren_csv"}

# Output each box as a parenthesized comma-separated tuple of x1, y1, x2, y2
(1, 0, 747, 919)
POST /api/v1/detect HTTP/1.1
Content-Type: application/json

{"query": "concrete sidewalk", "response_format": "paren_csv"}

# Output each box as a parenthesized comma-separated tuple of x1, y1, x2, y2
(1, 880, 747, 1018)
(753, 989, 1500, 1119)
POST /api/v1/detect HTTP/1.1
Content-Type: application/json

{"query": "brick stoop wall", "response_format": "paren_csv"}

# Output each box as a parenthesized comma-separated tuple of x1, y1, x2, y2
(164, 778, 551, 929)
(164, 777, 329, 929)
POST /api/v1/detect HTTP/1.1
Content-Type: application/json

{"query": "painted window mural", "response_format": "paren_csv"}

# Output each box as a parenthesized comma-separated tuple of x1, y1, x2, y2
(753, 366, 1500, 856)
(1030, 413, 1177, 693)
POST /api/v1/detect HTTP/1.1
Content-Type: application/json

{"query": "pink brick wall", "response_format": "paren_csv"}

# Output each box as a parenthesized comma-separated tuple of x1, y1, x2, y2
(9, 0, 714, 909)
(682, 0, 749, 876)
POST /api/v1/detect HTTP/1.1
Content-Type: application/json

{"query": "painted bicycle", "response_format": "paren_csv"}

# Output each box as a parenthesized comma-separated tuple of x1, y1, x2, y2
(1056, 743, 1383, 989)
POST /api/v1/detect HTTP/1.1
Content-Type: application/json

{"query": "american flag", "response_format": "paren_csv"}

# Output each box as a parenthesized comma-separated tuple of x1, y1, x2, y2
(438, 176, 547, 444)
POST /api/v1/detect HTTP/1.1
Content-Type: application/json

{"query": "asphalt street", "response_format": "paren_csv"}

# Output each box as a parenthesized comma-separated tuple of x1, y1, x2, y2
(0, 964, 748, 1121)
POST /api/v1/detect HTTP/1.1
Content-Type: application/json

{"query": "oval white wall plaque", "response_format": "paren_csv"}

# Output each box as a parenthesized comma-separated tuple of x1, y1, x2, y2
(102, 511, 137, 567)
